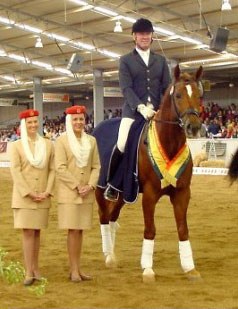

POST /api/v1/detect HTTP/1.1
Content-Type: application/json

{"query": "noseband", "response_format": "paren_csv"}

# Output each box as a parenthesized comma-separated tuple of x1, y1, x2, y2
(154, 81, 200, 128)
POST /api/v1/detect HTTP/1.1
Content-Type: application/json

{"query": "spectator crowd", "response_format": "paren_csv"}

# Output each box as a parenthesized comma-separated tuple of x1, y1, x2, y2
(1, 103, 238, 142)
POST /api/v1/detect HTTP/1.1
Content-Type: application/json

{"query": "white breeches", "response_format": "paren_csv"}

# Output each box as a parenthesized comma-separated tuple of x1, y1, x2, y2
(117, 117, 135, 153)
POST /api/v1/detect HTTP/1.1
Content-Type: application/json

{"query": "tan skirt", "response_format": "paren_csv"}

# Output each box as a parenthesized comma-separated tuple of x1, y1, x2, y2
(13, 208, 49, 229)
(58, 203, 93, 230)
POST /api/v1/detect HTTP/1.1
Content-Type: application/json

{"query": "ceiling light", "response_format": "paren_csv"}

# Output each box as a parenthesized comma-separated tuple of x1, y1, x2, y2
(114, 21, 122, 33)
(32, 60, 53, 70)
(70, 0, 89, 5)
(94, 6, 118, 17)
(178, 36, 202, 45)
(98, 49, 120, 58)
(221, 0, 231, 11)
(35, 37, 43, 48)
(153, 26, 174, 36)
(16, 23, 42, 34)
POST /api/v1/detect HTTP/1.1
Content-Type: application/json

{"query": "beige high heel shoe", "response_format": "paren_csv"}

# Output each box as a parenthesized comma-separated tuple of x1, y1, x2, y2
(79, 273, 93, 281)
(69, 273, 82, 283)
(23, 276, 35, 286)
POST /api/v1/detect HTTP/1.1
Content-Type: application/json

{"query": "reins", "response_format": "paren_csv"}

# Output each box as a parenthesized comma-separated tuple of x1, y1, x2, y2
(153, 117, 183, 127)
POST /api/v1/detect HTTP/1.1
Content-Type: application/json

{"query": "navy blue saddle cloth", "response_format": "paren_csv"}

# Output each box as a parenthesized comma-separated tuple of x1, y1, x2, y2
(92, 116, 146, 203)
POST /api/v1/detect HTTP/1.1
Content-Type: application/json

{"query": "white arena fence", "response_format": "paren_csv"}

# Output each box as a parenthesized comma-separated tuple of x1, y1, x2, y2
(1, 138, 237, 175)
(0, 160, 228, 175)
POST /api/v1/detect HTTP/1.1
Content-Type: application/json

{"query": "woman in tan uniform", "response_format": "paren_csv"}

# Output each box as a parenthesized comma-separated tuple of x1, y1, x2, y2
(10, 109, 55, 286)
(55, 105, 100, 282)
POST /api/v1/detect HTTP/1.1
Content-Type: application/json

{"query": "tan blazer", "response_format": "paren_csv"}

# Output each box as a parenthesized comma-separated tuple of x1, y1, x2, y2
(54, 133, 100, 204)
(10, 138, 55, 210)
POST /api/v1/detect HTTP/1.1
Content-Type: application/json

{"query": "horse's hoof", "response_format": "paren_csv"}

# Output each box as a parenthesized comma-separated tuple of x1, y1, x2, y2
(185, 268, 202, 281)
(142, 268, 155, 283)
(105, 254, 117, 268)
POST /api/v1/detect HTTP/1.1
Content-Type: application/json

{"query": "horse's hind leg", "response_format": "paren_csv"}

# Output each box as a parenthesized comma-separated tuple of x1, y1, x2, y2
(170, 189, 201, 281)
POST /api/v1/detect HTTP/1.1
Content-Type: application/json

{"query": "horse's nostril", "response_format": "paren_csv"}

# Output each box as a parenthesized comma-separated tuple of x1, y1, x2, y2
(185, 121, 201, 137)
(186, 123, 192, 133)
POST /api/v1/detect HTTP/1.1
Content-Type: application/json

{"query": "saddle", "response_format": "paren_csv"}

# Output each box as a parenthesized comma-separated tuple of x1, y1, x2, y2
(93, 116, 146, 203)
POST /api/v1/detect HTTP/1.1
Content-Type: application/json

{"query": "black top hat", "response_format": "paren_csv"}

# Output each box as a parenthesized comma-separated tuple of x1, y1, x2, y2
(132, 18, 154, 33)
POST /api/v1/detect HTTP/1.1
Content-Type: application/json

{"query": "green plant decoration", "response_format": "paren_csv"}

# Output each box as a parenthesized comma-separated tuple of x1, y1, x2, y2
(0, 247, 47, 296)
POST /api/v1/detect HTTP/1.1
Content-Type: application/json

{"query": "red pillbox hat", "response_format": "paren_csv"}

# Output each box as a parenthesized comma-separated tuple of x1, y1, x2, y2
(66, 105, 86, 115)
(19, 109, 39, 120)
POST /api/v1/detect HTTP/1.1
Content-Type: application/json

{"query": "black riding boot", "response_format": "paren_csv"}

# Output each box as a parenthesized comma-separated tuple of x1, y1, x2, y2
(104, 146, 123, 202)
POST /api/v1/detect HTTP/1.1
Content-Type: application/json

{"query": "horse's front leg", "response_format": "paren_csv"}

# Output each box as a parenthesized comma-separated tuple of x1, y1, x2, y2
(96, 188, 123, 268)
(96, 188, 115, 267)
(103, 199, 124, 267)
(171, 188, 201, 281)
(141, 191, 158, 283)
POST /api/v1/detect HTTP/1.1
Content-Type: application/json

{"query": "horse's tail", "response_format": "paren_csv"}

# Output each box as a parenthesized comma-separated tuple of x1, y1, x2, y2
(228, 148, 238, 184)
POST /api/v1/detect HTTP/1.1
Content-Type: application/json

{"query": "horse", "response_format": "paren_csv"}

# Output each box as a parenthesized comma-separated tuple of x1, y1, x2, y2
(94, 64, 203, 282)
(228, 148, 238, 183)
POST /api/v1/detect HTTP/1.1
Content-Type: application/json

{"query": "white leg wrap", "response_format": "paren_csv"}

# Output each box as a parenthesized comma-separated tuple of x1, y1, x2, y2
(141, 239, 154, 269)
(109, 221, 120, 250)
(100, 224, 113, 256)
(179, 240, 195, 273)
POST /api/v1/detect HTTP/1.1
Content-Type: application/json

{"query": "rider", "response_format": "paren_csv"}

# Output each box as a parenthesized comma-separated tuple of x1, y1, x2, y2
(104, 18, 171, 202)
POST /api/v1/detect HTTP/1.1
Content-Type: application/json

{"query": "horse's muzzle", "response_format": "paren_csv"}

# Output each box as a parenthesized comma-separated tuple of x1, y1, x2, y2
(185, 119, 202, 138)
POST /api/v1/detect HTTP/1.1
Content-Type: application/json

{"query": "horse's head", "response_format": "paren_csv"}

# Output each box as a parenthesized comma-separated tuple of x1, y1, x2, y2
(170, 65, 203, 138)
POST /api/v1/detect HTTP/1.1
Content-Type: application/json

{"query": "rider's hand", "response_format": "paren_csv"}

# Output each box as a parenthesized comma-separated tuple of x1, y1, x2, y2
(137, 104, 156, 120)
(146, 102, 154, 110)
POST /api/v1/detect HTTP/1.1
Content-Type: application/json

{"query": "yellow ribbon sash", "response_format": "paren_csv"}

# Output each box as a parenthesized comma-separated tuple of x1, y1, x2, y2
(147, 121, 191, 188)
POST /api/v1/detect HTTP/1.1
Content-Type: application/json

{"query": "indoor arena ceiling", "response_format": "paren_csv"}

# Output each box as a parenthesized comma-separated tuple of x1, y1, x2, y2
(0, 0, 238, 103)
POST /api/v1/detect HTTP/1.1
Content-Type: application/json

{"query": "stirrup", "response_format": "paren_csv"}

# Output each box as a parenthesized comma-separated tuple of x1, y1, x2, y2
(104, 186, 119, 202)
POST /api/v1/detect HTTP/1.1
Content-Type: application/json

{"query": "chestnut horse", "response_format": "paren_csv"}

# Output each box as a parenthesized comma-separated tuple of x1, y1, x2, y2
(95, 65, 203, 282)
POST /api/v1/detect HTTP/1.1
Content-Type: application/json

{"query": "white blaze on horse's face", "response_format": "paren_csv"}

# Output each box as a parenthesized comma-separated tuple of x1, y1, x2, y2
(185, 84, 192, 97)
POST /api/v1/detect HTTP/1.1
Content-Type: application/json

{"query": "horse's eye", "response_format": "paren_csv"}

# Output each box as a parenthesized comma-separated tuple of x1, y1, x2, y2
(175, 93, 182, 99)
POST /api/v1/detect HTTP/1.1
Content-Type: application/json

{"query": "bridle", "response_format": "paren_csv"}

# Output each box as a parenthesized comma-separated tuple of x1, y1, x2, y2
(153, 80, 201, 128)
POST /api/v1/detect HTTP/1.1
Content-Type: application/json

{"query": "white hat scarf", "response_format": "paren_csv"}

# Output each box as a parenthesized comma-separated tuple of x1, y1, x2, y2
(20, 118, 47, 169)
(66, 114, 91, 167)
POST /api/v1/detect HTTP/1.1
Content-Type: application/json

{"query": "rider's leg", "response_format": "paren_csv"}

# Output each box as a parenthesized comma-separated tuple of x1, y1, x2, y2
(117, 117, 135, 153)
(104, 117, 134, 201)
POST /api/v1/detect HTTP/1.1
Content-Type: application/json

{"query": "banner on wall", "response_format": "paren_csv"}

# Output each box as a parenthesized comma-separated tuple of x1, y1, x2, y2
(202, 80, 211, 91)
(43, 93, 70, 103)
(0, 99, 15, 106)
(103, 87, 123, 97)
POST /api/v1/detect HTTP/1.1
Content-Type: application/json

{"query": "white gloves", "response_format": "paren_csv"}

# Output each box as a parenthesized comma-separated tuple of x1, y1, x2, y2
(137, 104, 156, 120)
(146, 102, 154, 110)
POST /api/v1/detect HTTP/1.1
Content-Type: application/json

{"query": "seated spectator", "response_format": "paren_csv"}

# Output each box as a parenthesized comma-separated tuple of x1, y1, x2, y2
(207, 118, 221, 137)
(232, 127, 238, 138)
(10, 129, 19, 141)
(226, 124, 234, 138)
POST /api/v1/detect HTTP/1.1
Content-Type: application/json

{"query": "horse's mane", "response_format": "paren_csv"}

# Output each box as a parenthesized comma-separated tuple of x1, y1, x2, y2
(155, 84, 172, 115)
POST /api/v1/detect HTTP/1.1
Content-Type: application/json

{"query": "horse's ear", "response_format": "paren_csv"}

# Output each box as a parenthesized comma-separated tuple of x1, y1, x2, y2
(174, 64, 180, 80)
(196, 66, 203, 80)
